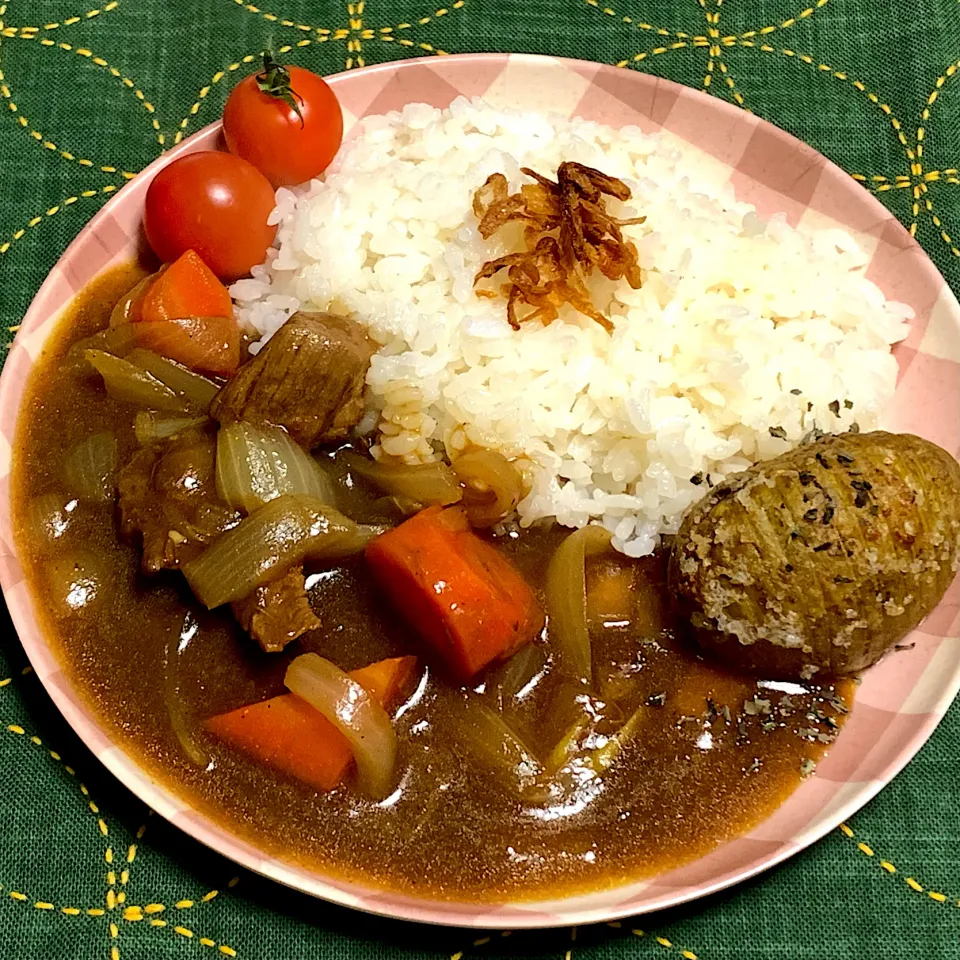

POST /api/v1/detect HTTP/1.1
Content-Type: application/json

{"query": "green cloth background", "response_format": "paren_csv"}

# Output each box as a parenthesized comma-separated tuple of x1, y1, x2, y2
(1, 1, 959, 957)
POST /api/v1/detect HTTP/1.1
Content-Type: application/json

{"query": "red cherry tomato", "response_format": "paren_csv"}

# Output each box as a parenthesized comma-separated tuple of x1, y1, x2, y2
(143, 151, 277, 282)
(223, 59, 343, 189)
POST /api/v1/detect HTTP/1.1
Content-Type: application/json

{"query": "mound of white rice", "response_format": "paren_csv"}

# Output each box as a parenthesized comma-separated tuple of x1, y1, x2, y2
(231, 96, 911, 556)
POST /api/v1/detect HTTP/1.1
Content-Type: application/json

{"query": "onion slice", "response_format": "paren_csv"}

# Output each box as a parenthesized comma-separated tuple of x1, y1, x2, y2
(182, 495, 372, 609)
(545, 525, 613, 686)
(589, 703, 647, 773)
(109, 271, 159, 327)
(484, 642, 548, 718)
(342, 452, 462, 508)
(26, 492, 76, 545)
(63, 432, 117, 502)
(445, 690, 542, 786)
(452, 449, 523, 527)
(284, 653, 397, 798)
(126, 348, 220, 410)
(216, 421, 336, 515)
(164, 612, 210, 768)
(85, 349, 194, 414)
(69, 324, 138, 361)
(134, 412, 208, 445)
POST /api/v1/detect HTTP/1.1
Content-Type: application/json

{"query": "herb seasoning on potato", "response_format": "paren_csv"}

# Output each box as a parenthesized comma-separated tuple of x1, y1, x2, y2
(669, 431, 960, 679)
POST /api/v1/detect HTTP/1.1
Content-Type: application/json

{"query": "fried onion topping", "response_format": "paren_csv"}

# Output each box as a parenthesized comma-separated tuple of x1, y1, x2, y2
(472, 162, 645, 330)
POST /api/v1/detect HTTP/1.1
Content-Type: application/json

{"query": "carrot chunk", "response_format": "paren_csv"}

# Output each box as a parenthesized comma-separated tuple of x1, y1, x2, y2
(205, 655, 417, 792)
(350, 655, 420, 706)
(130, 250, 239, 376)
(365, 506, 544, 682)
(139, 250, 233, 323)
(206, 693, 352, 791)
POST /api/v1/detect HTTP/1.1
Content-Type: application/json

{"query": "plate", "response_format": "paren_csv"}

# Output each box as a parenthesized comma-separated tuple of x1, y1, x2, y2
(0, 52, 958, 929)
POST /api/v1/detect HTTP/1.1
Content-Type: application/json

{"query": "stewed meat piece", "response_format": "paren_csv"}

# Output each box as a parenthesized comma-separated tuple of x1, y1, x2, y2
(211, 311, 375, 448)
(117, 427, 241, 573)
(231, 566, 321, 653)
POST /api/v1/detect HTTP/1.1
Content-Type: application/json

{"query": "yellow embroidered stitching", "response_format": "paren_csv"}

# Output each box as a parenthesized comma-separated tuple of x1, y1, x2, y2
(583, 0, 696, 40)
(611, 5, 747, 106)
(717, 60, 749, 110)
(451, 924, 703, 960)
(380, 0, 466, 34)
(150, 920, 237, 955)
(0, 713, 153, 960)
(0, 884, 84, 914)
(737, 0, 830, 40)
(10, 37, 162, 146)
(122, 889, 223, 919)
(910, 163, 954, 247)
(694, 5, 749, 110)
(630, 927, 701, 959)
(1, 712, 116, 841)
(840, 823, 960, 904)
(376, 33, 448, 54)
(105, 841, 118, 960)
(925, 168, 960, 184)
(1, 1, 120, 36)
(227, 0, 335, 34)
(738, 42, 906, 141)
(921, 57, 960, 126)
(891, 59, 960, 255)
(449, 931, 512, 960)
(228, 0, 464, 40)
(0, 68, 136, 177)
(615, 41, 689, 68)
(346, 1, 365, 69)
(922, 196, 960, 255)
(1, 708, 243, 954)
(704, 8, 721, 93)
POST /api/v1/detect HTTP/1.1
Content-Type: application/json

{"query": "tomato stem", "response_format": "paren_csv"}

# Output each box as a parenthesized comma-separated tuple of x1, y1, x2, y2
(256, 52, 305, 126)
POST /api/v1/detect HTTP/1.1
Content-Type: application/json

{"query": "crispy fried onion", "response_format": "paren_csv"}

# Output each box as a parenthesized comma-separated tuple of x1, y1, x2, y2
(472, 163, 646, 331)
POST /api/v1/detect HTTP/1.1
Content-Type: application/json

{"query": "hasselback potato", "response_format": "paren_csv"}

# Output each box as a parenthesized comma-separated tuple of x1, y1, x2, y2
(668, 431, 960, 679)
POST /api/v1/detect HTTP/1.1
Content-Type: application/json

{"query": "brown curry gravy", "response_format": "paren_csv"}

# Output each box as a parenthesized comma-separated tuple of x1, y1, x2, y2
(11, 263, 854, 900)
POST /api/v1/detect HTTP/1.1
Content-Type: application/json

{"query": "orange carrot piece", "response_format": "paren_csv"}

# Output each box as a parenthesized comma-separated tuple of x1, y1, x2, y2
(139, 250, 233, 323)
(350, 655, 419, 705)
(204, 656, 418, 792)
(365, 506, 544, 682)
(206, 693, 352, 791)
(133, 315, 240, 377)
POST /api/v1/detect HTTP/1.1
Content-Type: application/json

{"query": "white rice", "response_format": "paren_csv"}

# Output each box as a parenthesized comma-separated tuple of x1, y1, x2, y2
(231, 96, 911, 557)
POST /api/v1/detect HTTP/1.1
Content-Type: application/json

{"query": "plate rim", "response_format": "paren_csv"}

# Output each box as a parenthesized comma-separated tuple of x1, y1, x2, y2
(2, 50, 959, 929)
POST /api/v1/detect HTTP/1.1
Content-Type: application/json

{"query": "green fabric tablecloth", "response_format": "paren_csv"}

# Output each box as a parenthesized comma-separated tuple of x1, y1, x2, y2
(1, 1, 960, 957)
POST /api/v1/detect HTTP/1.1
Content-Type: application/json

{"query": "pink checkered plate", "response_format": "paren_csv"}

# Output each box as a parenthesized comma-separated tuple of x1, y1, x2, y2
(1, 54, 958, 928)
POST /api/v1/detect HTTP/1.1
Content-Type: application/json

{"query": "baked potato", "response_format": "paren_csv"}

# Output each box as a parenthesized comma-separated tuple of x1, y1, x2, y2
(668, 431, 960, 679)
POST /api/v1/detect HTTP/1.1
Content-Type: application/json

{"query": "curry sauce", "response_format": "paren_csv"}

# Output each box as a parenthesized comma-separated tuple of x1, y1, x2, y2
(11, 263, 853, 900)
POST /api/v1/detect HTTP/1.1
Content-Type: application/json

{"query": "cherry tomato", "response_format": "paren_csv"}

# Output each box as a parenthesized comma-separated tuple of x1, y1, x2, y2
(223, 58, 343, 189)
(143, 151, 277, 282)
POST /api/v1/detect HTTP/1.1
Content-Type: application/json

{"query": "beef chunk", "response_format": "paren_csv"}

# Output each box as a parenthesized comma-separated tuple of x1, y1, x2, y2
(231, 566, 321, 653)
(118, 427, 241, 573)
(211, 312, 374, 448)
